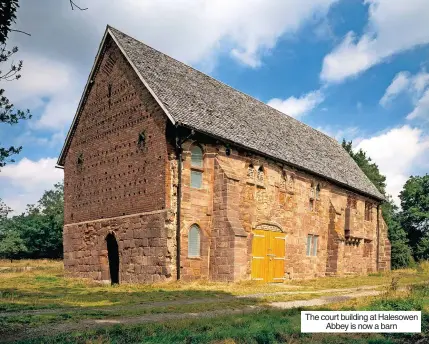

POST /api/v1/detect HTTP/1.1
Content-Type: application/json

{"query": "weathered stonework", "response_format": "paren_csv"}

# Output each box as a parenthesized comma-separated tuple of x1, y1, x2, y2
(63, 210, 176, 283)
(61, 30, 390, 285)
(176, 142, 390, 281)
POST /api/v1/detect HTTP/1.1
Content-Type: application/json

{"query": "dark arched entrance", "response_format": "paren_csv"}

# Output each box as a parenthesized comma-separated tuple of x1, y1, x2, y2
(106, 233, 119, 284)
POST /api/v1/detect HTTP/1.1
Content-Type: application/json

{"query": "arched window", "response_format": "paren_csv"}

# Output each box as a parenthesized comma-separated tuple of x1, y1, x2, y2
(188, 225, 201, 257)
(190, 145, 203, 188)
(191, 146, 203, 167)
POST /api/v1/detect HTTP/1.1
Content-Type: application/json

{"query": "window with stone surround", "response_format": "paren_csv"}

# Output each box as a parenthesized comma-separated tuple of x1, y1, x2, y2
(188, 224, 201, 258)
(257, 166, 265, 183)
(365, 201, 373, 221)
(309, 199, 315, 212)
(247, 163, 255, 179)
(310, 182, 315, 199)
(190, 145, 203, 189)
(306, 234, 318, 256)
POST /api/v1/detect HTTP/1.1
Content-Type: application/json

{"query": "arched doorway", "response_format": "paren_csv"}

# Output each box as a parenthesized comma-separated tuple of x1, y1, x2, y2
(106, 233, 119, 284)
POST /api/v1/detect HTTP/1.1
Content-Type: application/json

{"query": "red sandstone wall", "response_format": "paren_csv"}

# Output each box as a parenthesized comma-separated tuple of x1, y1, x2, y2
(63, 38, 169, 225)
(176, 140, 390, 281)
(62, 37, 175, 283)
(63, 210, 176, 283)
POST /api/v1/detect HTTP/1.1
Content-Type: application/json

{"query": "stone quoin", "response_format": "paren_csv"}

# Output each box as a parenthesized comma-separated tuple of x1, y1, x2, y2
(57, 26, 390, 284)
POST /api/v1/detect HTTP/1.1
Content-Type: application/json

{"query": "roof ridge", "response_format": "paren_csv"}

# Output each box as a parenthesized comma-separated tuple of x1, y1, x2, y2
(107, 25, 338, 144)
(106, 25, 383, 200)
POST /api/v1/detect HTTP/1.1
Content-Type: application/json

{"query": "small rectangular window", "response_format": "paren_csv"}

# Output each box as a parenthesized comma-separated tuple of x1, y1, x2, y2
(191, 170, 203, 188)
(309, 199, 314, 212)
(306, 234, 319, 256)
(365, 202, 372, 222)
(312, 236, 318, 256)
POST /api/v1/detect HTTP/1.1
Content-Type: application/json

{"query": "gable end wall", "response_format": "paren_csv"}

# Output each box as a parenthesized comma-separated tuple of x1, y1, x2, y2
(63, 38, 176, 283)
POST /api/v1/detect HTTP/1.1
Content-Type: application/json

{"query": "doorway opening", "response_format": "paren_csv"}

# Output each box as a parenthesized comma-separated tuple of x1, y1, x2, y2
(106, 233, 119, 284)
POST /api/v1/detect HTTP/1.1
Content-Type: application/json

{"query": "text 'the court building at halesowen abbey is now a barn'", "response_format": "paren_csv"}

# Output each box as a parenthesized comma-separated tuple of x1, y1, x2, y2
(57, 26, 391, 284)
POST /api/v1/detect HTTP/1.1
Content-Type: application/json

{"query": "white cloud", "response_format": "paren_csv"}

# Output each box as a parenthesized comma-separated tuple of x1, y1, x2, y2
(379, 71, 411, 107)
(6, 54, 82, 131)
(320, 0, 429, 83)
(407, 89, 429, 120)
(0, 158, 63, 215)
(5, 0, 339, 135)
(379, 69, 429, 120)
(356, 126, 429, 205)
(267, 90, 324, 118)
(12, 0, 340, 70)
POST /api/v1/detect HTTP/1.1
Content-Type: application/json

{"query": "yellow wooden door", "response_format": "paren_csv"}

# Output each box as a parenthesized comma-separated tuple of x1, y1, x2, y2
(271, 231, 286, 282)
(251, 230, 268, 281)
(251, 230, 286, 282)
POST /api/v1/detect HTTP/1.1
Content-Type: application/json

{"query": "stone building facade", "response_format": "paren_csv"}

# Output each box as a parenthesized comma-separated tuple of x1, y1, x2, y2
(58, 26, 390, 284)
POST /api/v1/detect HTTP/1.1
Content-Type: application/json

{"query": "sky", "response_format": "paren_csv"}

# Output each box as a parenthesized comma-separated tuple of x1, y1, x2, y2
(1, 0, 429, 214)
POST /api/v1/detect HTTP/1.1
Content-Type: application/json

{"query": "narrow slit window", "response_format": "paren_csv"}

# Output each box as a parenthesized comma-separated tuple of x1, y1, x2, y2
(309, 199, 315, 212)
(188, 225, 201, 258)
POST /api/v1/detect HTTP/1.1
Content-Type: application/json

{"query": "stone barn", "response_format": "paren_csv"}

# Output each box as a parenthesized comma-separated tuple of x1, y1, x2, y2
(57, 26, 391, 284)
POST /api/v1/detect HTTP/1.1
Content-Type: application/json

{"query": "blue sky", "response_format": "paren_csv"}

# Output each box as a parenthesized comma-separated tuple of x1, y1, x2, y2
(1, 0, 428, 213)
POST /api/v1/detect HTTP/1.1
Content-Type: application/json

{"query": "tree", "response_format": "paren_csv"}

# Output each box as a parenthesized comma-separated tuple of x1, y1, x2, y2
(342, 140, 386, 194)
(400, 174, 429, 260)
(0, 0, 31, 169)
(0, 182, 64, 259)
(382, 196, 413, 268)
(0, 230, 27, 262)
(0, 198, 11, 220)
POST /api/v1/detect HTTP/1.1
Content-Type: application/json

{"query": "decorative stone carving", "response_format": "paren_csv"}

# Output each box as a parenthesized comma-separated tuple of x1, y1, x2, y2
(254, 223, 284, 233)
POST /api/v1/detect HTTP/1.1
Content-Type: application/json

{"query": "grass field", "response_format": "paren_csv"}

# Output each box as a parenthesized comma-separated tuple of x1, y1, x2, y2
(1, 260, 429, 343)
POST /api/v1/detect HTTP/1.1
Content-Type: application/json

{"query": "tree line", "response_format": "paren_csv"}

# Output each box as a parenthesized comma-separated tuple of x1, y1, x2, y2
(343, 140, 429, 269)
(0, 183, 63, 260)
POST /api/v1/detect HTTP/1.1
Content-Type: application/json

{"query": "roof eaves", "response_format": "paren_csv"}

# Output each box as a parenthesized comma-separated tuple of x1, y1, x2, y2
(178, 123, 385, 201)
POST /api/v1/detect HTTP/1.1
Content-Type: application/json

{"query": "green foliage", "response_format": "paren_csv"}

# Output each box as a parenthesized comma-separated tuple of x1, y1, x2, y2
(381, 196, 413, 269)
(0, 0, 31, 169)
(0, 182, 64, 259)
(0, 230, 27, 261)
(0, 198, 11, 220)
(400, 174, 429, 261)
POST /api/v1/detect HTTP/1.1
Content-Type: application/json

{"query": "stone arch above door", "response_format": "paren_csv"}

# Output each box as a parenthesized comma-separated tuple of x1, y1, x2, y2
(254, 222, 284, 233)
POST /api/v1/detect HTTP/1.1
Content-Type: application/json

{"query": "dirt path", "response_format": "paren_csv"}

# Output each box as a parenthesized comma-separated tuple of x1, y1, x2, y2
(3, 287, 390, 343)
(269, 289, 383, 309)
(240, 284, 385, 299)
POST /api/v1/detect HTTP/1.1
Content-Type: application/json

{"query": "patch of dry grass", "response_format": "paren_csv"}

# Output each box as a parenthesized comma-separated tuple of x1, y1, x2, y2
(2, 260, 428, 314)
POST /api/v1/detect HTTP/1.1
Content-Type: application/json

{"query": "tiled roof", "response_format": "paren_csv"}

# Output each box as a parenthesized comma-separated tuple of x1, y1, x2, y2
(59, 26, 384, 200)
